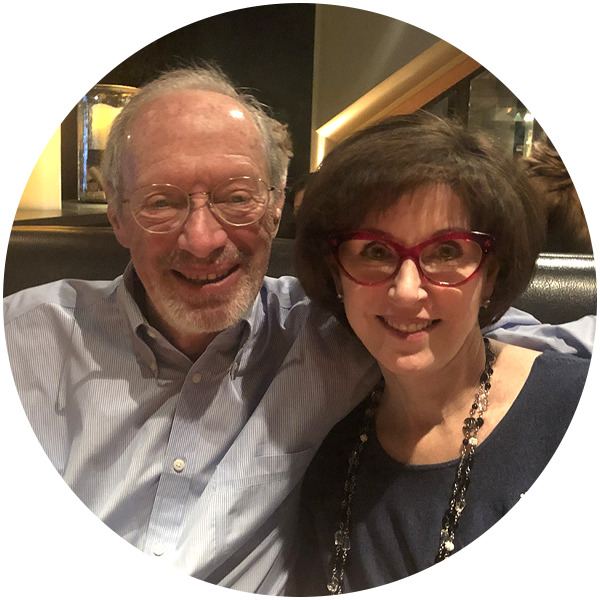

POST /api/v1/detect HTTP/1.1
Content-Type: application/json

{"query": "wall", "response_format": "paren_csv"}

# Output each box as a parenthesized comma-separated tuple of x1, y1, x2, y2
(312, 5, 439, 130)
(61, 4, 316, 213)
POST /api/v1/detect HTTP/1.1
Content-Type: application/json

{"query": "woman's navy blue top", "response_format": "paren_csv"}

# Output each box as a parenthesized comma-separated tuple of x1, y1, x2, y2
(291, 352, 589, 595)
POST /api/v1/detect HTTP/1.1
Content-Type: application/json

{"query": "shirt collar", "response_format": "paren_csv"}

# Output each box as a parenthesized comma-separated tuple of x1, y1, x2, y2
(116, 261, 262, 364)
(117, 262, 147, 333)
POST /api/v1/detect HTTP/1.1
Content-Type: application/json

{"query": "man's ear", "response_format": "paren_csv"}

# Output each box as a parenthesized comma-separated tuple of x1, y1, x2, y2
(105, 185, 131, 249)
(267, 189, 285, 239)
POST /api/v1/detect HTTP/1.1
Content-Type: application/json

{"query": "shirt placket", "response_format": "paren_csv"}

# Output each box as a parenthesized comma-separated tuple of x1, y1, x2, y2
(142, 368, 205, 560)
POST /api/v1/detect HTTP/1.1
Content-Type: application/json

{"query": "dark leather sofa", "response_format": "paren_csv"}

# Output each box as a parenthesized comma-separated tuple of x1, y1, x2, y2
(4, 225, 597, 325)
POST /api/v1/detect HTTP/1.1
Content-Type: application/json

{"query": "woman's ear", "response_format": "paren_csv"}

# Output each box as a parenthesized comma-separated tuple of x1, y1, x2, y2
(481, 258, 499, 303)
(327, 257, 344, 298)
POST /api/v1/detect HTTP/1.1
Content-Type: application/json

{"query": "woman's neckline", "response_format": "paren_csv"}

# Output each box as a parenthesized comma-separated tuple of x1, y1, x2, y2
(372, 347, 544, 468)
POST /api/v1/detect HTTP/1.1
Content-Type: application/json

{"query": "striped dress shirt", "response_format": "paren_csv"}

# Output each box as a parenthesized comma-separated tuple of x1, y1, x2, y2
(3, 265, 380, 593)
(4, 265, 596, 597)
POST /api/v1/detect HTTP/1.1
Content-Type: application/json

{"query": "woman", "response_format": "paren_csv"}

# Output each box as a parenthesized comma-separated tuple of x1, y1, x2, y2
(290, 112, 590, 594)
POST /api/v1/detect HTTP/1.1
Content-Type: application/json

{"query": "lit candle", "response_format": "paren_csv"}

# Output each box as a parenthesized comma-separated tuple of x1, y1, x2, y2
(91, 103, 122, 149)
(3, 52, 61, 210)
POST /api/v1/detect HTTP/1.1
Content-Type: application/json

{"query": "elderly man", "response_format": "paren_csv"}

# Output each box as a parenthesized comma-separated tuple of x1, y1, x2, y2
(4, 66, 594, 594)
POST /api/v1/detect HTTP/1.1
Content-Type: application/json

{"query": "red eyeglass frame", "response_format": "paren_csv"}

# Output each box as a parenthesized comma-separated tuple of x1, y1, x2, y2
(328, 230, 495, 287)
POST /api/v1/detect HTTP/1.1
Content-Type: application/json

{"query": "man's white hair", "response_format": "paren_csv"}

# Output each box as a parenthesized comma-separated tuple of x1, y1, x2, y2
(101, 63, 293, 213)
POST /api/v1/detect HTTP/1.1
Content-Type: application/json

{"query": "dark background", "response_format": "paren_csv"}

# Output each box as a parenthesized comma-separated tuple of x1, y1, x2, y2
(60, 4, 316, 237)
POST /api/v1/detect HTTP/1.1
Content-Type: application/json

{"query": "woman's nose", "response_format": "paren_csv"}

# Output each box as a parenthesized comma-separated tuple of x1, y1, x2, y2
(388, 259, 427, 303)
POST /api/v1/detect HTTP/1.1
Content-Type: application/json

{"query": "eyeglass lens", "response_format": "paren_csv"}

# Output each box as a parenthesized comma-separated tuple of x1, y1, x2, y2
(337, 237, 484, 285)
(129, 178, 269, 232)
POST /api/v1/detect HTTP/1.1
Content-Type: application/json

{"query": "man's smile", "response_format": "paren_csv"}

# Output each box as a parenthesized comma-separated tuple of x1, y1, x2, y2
(171, 264, 239, 286)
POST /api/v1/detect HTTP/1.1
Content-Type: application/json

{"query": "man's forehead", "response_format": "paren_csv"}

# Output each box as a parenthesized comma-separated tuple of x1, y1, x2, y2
(121, 89, 268, 187)
(126, 90, 262, 144)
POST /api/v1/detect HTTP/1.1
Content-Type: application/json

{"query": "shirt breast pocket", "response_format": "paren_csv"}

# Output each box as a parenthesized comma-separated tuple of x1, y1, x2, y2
(215, 445, 318, 490)
(211, 447, 319, 560)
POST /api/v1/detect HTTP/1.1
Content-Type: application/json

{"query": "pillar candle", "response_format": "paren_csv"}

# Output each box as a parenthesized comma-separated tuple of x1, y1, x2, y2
(91, 103, 122, 149)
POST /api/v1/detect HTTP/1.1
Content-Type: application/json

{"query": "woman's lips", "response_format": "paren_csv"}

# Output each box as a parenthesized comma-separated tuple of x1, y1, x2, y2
(378, 316, 440, 334)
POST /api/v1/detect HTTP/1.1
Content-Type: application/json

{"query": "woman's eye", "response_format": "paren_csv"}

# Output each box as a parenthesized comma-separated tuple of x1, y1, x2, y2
(359, 242, 394, 261)
(432, 241, 464, 261)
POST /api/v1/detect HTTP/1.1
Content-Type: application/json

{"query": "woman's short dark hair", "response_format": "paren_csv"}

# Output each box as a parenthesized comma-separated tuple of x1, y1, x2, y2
(294, 111, 545, 328)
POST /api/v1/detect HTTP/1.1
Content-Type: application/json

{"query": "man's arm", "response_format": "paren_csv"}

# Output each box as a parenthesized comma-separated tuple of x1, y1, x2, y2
(483, 307, 595, 358)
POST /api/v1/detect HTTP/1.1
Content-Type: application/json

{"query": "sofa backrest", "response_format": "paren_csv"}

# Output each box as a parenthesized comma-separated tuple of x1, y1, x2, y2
(4, 226, 596, 325)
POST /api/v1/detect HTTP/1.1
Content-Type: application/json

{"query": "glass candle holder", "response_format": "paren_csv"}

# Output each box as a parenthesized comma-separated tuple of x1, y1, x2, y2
(77, 84, 137, 202)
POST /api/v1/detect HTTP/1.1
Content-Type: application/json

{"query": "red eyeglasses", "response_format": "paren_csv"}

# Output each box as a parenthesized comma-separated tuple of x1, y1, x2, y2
(329, 230, 495, 287)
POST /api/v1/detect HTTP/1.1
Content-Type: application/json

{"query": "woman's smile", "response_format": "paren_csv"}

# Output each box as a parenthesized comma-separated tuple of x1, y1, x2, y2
(378, 316, 439, 335)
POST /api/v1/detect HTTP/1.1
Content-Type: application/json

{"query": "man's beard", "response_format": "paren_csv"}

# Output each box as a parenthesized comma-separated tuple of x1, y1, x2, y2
(145, 245, 269, 336)
(157, 270, 263, 334)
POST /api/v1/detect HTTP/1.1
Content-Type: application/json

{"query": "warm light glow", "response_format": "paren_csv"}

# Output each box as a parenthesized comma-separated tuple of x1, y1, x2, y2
(91, 103, 122, 149)
(318, 112, 352, 138)
(315, 113, 354, 167)
(3, 52, 61, 210)
(523, 112, 535, 122)
(554, 100, 567, 112)
(315, 132, 327, 167)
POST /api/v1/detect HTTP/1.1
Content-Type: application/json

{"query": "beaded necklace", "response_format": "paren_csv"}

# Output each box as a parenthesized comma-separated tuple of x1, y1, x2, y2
(327, 338, 496, 594)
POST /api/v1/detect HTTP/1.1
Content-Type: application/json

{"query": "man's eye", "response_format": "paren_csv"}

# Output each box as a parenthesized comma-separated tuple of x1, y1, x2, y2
(227, 193, 253, 204)
(143, 195, 182, 210)
(148, 197, 170, 208)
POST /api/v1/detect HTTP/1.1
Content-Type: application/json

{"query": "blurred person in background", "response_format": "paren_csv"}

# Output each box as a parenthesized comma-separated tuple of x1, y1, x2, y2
(523, 135, 592, 253)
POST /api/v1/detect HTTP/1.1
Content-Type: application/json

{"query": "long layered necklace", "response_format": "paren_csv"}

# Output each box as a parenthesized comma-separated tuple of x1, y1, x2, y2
(327, 338, 496, 595)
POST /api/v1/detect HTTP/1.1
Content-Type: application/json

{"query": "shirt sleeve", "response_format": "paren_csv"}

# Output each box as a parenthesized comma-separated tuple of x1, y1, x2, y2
(483, 307, 595, 357)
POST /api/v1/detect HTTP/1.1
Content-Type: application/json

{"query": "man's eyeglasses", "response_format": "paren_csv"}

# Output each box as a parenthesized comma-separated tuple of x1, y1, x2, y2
(122, 177, 275, 233)
(329, 230, 495, 287)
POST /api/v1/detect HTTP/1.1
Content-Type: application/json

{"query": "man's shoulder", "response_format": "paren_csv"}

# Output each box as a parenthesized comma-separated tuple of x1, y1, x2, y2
(258, 275, 373, 359)
(260, 275, 307, 308)
(3, 277, 122, 326)
(259, 276, 342, 331)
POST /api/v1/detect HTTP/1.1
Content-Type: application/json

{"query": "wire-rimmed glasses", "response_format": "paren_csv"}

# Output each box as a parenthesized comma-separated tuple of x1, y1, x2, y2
(122, 177, 275, 233)
(329, 230, 495, 287)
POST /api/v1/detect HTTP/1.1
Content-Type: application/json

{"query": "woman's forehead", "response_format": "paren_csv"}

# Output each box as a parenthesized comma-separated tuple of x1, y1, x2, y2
(361, 183, 471, 230)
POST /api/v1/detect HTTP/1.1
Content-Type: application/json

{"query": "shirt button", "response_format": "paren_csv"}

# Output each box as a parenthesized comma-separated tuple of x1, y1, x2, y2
(153, 543, 165, 556)
(173, 459, 185, 472)
(150, 361, 158, 373)
(192, 373, 202, 384)
(147, 330, 157, 339)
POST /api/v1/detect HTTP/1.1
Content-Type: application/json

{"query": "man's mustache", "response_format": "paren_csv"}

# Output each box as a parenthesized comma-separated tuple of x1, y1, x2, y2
(162, 247, 247, 269)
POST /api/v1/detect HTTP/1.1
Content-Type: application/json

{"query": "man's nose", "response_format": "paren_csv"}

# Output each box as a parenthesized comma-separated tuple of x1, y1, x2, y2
(388, 259, 427, 303)
(177, 197, 228, 258)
